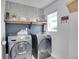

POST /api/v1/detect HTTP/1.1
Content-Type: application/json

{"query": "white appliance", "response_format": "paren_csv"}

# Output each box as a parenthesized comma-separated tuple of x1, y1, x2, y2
(8, 35, 32, 59)
(36, 34, 52, 59)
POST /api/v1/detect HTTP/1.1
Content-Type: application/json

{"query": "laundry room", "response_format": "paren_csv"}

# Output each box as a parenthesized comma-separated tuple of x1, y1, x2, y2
(1, 0, 78, 59)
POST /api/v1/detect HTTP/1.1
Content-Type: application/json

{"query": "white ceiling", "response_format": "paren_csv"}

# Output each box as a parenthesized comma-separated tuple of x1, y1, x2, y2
(7, 0, 55, 8)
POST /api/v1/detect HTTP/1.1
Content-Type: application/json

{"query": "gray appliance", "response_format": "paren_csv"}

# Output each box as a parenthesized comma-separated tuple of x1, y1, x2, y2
(8, 35, 32, 59)
(31, 33, 52, 59)
(37, 34, 52, 59)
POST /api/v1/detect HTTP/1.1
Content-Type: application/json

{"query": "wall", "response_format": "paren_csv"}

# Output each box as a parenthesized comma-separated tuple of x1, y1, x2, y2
(1, 0, 6, 40)
(69, 12, 78, 59)
(44, 0, 78, 59)
(6, 24, 42, 36)
(5, 1, 44, 19)
(1, 0, 6, 59)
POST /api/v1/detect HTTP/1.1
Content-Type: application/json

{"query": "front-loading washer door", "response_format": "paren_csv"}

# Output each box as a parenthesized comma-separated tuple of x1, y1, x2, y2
(9, 41, 32, 59)
(38, 38, 51, 59)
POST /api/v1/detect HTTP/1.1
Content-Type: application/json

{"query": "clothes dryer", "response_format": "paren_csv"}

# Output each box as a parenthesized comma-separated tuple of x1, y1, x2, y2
(36, 34, 52, 59)
(31, 33, 52, 59)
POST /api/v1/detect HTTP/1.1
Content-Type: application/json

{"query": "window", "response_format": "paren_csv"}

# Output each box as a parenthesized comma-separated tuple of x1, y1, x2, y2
(47, 11, 57, 32)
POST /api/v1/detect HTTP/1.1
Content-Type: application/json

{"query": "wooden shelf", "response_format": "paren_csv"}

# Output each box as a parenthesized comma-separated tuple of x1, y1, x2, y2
(4, 19, 47, 25)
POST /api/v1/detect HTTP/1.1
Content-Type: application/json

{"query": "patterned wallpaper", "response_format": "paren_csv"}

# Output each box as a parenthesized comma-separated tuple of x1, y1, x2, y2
(5, 1, 44, 19)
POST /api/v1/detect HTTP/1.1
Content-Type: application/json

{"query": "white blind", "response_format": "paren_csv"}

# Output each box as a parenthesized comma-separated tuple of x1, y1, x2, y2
(47, 11, 57, 32)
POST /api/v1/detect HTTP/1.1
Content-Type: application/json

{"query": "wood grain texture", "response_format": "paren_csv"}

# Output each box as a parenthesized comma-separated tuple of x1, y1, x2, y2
(67, 0, 78, 13)
(4, 19, 47, 25)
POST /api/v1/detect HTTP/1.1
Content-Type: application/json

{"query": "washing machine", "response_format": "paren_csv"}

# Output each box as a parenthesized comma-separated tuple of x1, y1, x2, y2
(36, 34, 52, 59)
(8, 35, 32, 59)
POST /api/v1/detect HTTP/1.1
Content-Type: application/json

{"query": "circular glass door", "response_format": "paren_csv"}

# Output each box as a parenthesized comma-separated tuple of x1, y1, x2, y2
(9, 41, 32, 59)
(38, 38, 51, 59)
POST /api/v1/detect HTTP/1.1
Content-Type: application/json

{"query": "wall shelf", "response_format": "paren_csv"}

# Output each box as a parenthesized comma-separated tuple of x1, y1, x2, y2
(4, 19, 47, 25)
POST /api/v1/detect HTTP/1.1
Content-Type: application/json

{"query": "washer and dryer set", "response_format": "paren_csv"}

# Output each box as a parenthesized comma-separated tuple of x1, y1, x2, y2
(8, 33, 52, 59)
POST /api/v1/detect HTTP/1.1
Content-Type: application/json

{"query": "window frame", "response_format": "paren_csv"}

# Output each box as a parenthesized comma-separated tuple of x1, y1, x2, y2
(47, 11, 58, 32)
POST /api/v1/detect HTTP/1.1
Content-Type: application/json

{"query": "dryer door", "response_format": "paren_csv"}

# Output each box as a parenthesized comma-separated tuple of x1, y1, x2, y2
(38, 38, 51, 59)
(9, 41, 32, 59)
